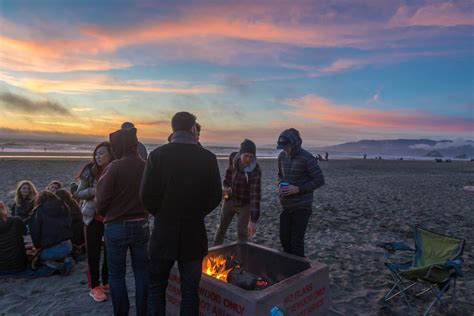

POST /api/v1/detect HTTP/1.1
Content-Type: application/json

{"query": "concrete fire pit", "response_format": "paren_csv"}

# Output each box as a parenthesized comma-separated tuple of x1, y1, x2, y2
(166, 242, 329, 315)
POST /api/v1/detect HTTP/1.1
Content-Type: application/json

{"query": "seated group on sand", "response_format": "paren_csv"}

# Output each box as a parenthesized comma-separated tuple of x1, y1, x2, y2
(0, 112, 325, 315)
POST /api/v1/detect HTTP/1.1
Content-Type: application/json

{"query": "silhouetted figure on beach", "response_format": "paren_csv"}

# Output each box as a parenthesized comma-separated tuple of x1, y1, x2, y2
(141, 112, 222, 315)
(121, 122, 148, 160)
(325, 152, 328, 161)
(96, 128, 149, 315)
(363, 154, 367, 159)
(276, 128, 324, 257)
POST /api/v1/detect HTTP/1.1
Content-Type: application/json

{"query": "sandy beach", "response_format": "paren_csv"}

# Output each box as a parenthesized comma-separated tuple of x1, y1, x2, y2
(0, 157, 472, 315)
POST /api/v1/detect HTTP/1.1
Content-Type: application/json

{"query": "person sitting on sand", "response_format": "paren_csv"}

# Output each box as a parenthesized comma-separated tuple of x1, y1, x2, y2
(276, 128, 325, 257)
(10, 180, 38, 225)
(214, 139, 262, 245)
(45, 180, 63, 194)
(96, 127, 149, 315)
(75, 142, 114, 302)
(30, 191, 74, 275)
(56, 189, 85, 258)
(0, 201, 28, 275)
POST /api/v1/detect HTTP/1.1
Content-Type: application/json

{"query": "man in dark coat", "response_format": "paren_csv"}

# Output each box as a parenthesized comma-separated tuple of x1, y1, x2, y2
(277, 128, 325, 257)
(140, 112, 222, 316)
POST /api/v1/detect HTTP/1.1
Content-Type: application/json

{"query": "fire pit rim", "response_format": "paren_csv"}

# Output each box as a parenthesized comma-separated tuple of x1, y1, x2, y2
(203, 241, 328, 301)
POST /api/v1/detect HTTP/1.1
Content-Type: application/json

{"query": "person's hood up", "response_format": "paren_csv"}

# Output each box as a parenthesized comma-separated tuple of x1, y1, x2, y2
(110, 128, 138, 159)
(277, 128, 302, 156)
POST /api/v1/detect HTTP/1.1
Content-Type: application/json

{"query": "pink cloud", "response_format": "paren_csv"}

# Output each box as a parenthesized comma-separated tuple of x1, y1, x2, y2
(389, 2, 474, 27)
(285, 95, 473, 133)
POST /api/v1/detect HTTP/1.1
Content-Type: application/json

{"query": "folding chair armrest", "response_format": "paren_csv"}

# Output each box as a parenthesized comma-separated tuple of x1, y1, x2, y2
(442, 258, 464, 277)
(377, 241, 415, 254)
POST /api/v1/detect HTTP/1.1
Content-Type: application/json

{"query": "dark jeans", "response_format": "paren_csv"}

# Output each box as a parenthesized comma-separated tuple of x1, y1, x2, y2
(105, 220, 150, 316)
(279, 208, 312, 257)
(149, 258, 202, 316)
(85, 220, 108, 289)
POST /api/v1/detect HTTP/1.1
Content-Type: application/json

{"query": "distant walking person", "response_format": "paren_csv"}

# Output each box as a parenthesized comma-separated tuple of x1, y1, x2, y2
(121, 122, 148, 160)
(96, 128, 149, 316)
(214, 139, 261, 245)
(141, 112, 222, 316)
(277, 128, 324, 257)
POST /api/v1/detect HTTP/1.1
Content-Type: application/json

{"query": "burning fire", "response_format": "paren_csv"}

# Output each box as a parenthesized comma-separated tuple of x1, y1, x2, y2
(202, 255, 233, 282)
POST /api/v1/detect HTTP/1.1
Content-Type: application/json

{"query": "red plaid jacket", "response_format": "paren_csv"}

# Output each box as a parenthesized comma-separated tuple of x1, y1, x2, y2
(223, 152, 262, 223)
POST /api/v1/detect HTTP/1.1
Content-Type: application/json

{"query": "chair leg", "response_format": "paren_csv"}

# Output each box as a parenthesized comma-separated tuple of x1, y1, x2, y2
(385, 271, 415, 315)
(423, 281, 451, 316)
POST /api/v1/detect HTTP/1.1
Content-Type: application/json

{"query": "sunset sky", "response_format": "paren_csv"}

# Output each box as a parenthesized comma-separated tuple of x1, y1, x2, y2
(0, 0, 472, 146)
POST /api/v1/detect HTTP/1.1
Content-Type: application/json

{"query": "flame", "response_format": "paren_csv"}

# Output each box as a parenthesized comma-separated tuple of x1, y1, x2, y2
(202, 255, 233, 282)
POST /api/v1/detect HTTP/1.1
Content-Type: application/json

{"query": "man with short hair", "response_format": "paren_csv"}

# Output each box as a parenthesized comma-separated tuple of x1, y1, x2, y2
(121, 122, 148, 160)
(140, 112, 222, 315)
(277, 128, 324, 257)
(214, 139, 261, 245)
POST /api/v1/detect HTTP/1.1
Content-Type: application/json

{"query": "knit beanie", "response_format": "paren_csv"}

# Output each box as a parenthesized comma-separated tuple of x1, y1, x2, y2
(239, 139, 256, 155)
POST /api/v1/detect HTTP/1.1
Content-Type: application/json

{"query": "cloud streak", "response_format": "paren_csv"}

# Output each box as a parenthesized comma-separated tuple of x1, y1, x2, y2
(0, 73, 222, 94)
(285, 95, 473, 133)
(0, 92, 73, 116)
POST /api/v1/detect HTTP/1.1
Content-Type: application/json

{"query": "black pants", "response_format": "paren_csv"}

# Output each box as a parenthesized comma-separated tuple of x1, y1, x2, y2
(149, 258, 202, 316)
(279, 208, 312, 257)
(85, 219, 108, 289)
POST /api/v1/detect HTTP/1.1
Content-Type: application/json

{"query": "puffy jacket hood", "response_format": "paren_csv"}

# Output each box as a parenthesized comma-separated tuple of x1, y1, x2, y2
(110, 128, 138, 159)
(278, 128, 302, 156)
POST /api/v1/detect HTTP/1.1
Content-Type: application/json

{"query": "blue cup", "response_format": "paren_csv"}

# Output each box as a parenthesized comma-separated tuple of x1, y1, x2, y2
(279, 182, 289, 189)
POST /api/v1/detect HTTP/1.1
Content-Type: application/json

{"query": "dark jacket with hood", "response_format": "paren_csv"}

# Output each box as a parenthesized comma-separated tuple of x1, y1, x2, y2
(140, 131, 222, 261)
(96, 128, 147, 224)
(0, 216, 27, 272)
(277, 128, 325, 211)
(30, 199, 73, 250)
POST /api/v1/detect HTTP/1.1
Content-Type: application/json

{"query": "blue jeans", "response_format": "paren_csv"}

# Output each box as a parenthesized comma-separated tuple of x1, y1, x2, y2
(40, 240, 72, 262)
(105, 220, 150, 316)
(149, 258, 202, 316)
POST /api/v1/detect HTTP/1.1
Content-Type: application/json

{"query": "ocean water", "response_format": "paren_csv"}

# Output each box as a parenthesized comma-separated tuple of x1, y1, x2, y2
(0, 140, 464, 161)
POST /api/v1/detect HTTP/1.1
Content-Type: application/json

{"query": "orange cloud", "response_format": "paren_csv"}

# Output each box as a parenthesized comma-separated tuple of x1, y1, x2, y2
(0, 73, 222, 94)
(285, 95, 473, 132)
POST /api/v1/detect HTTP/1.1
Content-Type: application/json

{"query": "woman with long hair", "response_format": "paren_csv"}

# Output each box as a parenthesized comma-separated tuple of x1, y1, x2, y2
(30, 191, 73, 274)
(56, 189, 85, 257)
(45, 180, 63, 194)
(10, 180, 38, 222)
(75, 142, 114, 302)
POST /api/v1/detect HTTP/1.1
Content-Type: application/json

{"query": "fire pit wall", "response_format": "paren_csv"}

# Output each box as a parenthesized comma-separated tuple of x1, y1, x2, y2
(166, 242, 329, 316)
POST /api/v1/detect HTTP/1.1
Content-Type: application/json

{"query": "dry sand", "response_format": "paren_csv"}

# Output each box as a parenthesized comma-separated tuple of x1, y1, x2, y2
(0, 157, 473, 315)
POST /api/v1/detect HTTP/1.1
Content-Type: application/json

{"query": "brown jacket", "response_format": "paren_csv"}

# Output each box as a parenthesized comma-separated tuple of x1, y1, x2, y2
(96, 128, 148, 223)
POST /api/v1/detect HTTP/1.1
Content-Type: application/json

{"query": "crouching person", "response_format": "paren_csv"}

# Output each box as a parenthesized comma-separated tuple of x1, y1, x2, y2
(30, 191, 74, 274)
(96, 127, 149, 316)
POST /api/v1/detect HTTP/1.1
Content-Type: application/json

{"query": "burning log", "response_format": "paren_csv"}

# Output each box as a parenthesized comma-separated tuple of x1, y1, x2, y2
(227, 268, 257, 290)
(202, 254, 275, 291)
